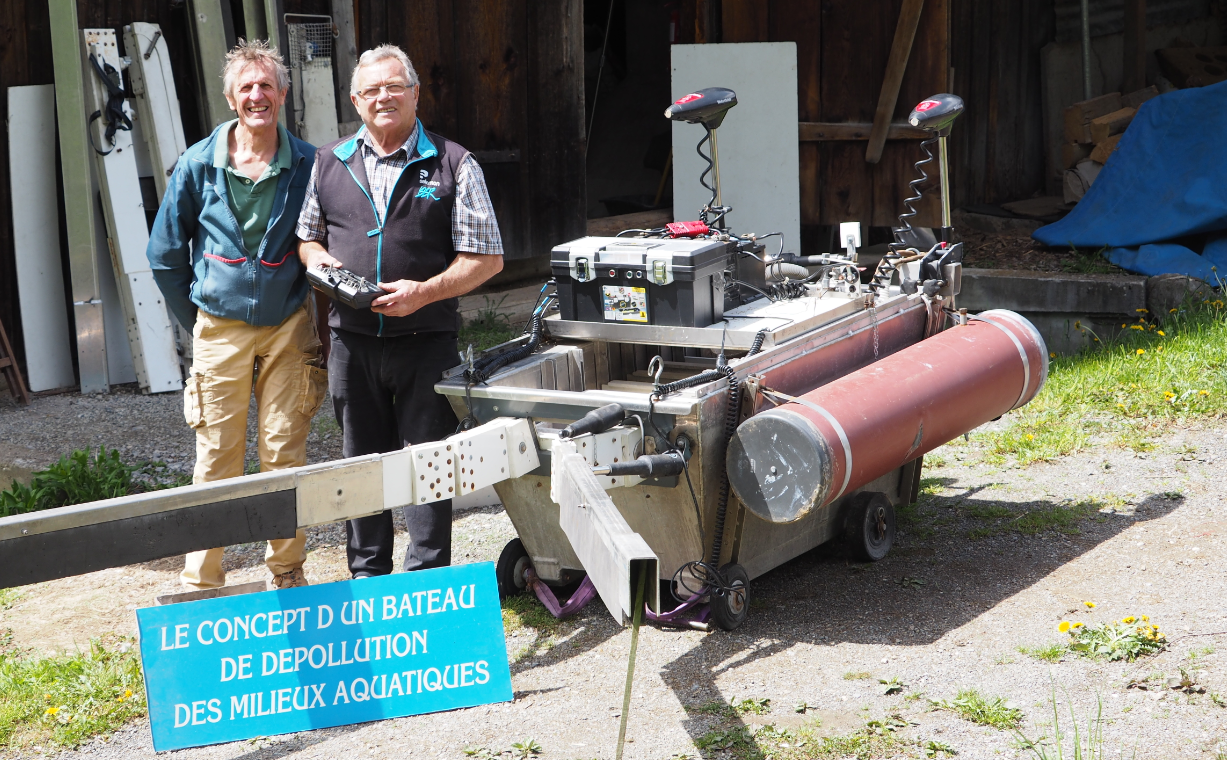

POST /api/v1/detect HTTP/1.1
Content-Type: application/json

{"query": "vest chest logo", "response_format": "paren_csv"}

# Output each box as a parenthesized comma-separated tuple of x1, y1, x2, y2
(416, 167, 442, 200)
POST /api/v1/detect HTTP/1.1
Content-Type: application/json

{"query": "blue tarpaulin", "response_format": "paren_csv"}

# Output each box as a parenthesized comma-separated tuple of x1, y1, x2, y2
(1033, 79, 1227, 285)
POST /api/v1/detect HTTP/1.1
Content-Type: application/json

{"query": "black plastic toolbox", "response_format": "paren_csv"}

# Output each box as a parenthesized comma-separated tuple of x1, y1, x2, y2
(550, 237, 731, 327)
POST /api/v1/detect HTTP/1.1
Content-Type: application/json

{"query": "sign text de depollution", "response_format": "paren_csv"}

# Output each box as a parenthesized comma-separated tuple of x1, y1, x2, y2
(137, 564, 514, 751)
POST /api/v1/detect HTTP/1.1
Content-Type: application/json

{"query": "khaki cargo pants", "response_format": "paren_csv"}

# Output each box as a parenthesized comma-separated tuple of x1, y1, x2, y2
(180, 304, 328, 589)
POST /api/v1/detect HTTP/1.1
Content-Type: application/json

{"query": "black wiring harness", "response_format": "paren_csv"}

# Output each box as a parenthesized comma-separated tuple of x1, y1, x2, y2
(651, 329, 768, 602)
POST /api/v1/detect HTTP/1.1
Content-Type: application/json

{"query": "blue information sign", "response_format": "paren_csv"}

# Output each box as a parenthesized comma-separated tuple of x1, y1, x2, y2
(136, 563, 513, 751)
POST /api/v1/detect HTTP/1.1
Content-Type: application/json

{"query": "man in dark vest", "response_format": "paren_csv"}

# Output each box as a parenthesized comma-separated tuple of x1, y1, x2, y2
(296, 44, 503, 578)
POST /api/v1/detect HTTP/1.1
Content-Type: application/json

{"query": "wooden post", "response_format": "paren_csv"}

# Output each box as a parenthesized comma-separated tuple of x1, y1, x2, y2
(527, 0, 587, 259)
(696, 0, 721, 44)
(241, 0, 266, 40)
(1123, 0, 1147, 93)
(865, 0, 925, 165)
(0, 317, 31, 405)
(331, 0, 359, 122)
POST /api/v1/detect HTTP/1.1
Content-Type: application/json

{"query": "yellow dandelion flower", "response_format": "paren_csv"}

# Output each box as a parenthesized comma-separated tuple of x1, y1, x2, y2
(1157, 346, 1164, 352)
(1157, 330, 1165, 336)
(1122, 616, 1136, 624)
(1141, 615, 1149, 621)
(1050, 353, 1056, 358)
(1072, 622, 1083, 629)
(1129, 325, 1143, 330)
(124, 689, 132, 698)
(1084, 601, 1096, 608)
(1136, 308, 1148, 312)
(1117, 403, 1125, 408)
(44, 706, 59, 716)
(1094, 337, 1099, 341)
(1058, 621, 1071, 632)
(1199, 390, 1209, 396)
(1121, 323, 1127, 328)
(1170, 308, 1177, 313)
(1026, 434, 1035, 441)
(1136, 349, 1145, 355)
(1164, 391, 1176, 399)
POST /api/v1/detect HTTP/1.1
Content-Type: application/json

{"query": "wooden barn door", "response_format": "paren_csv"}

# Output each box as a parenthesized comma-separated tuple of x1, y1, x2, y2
(357, 0, 586, 263)
(694, 0, 949, 230)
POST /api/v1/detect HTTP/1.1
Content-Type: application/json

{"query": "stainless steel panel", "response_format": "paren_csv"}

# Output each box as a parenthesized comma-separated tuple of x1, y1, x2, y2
(50, 0, 106, 393)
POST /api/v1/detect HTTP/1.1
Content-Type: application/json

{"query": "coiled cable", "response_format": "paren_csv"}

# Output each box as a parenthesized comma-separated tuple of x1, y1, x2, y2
(651, 330, 767, 602)
(870, 136, 939, 298)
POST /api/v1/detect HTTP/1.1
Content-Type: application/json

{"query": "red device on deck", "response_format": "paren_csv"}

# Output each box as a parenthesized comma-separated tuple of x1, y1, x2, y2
(665, 220, 710, 238)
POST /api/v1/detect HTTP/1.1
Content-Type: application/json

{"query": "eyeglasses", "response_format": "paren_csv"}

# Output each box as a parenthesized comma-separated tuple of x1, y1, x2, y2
(357, 83, 409, 100)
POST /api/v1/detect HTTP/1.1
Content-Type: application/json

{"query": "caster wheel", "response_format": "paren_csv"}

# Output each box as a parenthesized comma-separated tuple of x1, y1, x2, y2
(845, 492, 895, 562)
(709, 563, 749, 631)
(496, 538, 533, 599)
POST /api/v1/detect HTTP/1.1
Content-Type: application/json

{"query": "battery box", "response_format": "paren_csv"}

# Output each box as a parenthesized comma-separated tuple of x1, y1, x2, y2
(550, 237, 731, 327)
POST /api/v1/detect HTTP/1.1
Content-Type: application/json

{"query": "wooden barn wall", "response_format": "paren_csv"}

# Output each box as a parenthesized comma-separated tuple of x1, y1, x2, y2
(690, 0, 1054, 226)
(356, 0, 587, 262)
(714, 0, 948, 228)
(949, 0, 1055, 208)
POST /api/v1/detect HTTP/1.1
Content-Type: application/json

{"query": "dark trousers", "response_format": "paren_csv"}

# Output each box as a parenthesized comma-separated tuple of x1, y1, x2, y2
(328, 329, 459, 577)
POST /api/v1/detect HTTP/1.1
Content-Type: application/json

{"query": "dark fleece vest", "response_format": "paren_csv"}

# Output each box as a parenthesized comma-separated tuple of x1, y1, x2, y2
(314, 125, 465, 337)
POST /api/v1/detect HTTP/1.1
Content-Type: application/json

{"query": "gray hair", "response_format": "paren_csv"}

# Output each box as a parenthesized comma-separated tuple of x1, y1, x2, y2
(222, 39, 289, 97)
(351, 44, 419, 94)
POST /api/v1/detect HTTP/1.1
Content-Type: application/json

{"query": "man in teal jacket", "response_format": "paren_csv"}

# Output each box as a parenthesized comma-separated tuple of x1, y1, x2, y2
(146, 40, 322, 591)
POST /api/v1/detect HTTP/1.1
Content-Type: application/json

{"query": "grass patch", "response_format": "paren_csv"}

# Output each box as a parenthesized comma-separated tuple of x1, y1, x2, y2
(459, 295, 519, 353)
(1059, 247, 1121, 275)
(930, 689, 1022, 730)
(693, 720, 914, 760)
(1018, 643, 1067, 663)
(966, 498, 1103, 539)
(981, 297, 1227, 464)
(501, 594, 562, 635)
(0, 639, 145, 749)
(843, 671, 872, 681)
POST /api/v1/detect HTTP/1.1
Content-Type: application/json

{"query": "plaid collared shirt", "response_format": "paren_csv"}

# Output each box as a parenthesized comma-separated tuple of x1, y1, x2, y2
(295, 123, 503, 256)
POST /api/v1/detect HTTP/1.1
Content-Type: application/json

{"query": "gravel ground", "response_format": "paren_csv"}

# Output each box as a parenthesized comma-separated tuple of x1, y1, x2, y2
(2, 387, 1227, 759)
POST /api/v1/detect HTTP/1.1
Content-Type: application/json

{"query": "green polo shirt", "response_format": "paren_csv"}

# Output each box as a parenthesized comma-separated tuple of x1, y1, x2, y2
(214, 120, 292, 256)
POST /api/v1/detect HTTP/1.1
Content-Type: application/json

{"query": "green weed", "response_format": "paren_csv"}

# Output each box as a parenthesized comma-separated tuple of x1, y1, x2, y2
(460, 295, 518, 353)
(1018, 644, 1067, 663)
(0, 447, 132, 517)
(511, 738, 542, 758)
(1058, 616, 1166, 661)
(930, 689, 1022, 730)
(1011, 685, 1131, 760)
(0, 639, 144, 749)
(1060, 247, 1121, 275)
(843, 671, 872, 681)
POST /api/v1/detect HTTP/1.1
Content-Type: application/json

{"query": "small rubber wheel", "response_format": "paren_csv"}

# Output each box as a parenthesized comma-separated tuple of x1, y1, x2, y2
(845, 492, 896, 562)
(496, 538, 533, 599)
(709, 563, 750, 632)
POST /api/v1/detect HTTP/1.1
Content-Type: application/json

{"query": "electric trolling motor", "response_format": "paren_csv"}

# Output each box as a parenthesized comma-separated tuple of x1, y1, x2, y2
(869, 93, 967, 300)
(664, 87, 738, 232)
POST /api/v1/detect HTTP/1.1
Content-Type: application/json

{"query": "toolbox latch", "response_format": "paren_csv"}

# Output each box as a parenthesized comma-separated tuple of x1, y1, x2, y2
(645, 253, 674, 285)
(569, 252, 594, 283)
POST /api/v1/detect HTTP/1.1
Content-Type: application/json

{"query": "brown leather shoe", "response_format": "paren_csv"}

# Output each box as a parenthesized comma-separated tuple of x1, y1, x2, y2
(269, 567, 309, 590)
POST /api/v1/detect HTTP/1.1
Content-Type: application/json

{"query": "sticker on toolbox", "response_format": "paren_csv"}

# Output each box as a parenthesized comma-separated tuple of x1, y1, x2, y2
(601, 285, 649, 323)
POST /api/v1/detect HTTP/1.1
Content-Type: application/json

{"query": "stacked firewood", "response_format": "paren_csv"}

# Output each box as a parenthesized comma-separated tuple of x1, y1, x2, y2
(1061, 86, 1158, 203)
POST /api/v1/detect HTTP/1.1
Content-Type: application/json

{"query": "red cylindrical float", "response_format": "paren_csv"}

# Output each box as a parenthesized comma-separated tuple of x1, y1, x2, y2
(726, 309, 1047, 523)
